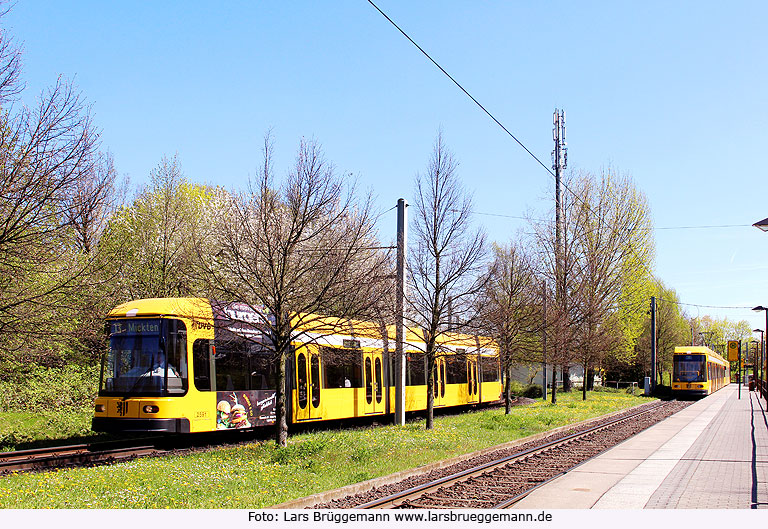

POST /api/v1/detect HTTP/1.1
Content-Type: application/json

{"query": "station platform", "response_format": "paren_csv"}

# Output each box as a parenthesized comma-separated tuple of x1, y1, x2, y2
(514, 383, 768, 509)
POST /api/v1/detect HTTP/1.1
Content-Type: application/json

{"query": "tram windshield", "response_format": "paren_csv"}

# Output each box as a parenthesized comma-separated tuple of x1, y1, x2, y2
(673, 354, 706, 382)
(99, 318, 188, 396)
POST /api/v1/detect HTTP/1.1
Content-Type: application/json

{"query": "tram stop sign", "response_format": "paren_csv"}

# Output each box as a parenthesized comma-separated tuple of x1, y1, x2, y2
(727, 340, 739, 362)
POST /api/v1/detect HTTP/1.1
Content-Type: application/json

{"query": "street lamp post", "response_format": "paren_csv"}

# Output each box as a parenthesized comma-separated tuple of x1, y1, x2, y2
(749, 216, 768, 396)
(754, 328, 764, 394)
(753, 306, 768, 399)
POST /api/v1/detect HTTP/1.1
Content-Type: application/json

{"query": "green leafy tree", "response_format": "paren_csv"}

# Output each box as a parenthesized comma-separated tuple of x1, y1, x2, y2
(533, 168, 654, 400)
(570, 170, 655, 398)
(100, 155, 222, 301)
(633, 283, 689, 386)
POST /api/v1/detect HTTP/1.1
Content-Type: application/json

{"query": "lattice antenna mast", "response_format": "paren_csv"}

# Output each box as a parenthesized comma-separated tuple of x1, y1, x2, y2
(551, 109, 567, 302)
(550, 108, 567, 401)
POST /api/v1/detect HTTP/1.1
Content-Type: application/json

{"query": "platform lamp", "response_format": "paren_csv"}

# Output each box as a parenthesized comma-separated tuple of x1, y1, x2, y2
(751, 215, 768, 396)
(753, 307, 768, 398)
(754, 328, 764, 392)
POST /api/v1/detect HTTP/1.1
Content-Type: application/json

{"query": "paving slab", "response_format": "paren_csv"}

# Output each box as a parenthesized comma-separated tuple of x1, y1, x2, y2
(515, 384, 767, 509)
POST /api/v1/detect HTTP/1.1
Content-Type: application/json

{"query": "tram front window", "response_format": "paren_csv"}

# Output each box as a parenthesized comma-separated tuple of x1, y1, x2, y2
(673, 354, 706, 382)
(100, 318, 188, 396)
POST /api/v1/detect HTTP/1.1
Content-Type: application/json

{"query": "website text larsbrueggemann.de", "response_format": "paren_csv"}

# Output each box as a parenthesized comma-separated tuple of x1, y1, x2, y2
(249, 510, 554, 524)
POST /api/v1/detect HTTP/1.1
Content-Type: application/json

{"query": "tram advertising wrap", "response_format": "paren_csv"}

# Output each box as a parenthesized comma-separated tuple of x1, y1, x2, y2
(216, 391, 276, 429)
(212, 302, 277, 428)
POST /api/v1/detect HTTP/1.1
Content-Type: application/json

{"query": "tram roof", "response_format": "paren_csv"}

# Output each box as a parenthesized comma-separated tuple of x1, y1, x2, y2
(108, 297, 213, 320)
(673, 345, 727, 363)
(107, 297, 498, 354)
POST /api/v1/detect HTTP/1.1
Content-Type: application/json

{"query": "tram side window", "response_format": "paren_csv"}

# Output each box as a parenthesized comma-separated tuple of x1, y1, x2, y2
(166, 320, 188, 394)
(321, 347, 363, 388)
(406, 352, 426, 386)
(214, 337, 249, 391)
(446, 353, 468, 384)
(249, 351, 277, 390)
(480, 356, 500, 382)
(193, 339, 212, 391)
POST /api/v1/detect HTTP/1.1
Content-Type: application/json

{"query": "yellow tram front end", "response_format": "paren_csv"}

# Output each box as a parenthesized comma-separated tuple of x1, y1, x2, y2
(671, 346, 729, 398)
(93, 298, 280, 434)
(92, 298, 218, 433)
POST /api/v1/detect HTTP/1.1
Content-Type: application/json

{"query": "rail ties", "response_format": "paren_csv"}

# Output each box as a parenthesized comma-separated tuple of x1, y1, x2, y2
(0, 440, 166, 474)
(355, 400, 690, 509)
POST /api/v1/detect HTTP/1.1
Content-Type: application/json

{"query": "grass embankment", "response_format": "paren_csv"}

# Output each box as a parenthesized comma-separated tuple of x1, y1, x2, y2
(0, 390, 648, 509)
(0, 365, 113, 451)
(0, 410, 101, 450)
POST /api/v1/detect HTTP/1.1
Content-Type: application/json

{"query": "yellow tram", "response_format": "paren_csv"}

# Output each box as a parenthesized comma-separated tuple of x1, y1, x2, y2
(92, 298, 502, 433)
(671, 346, 729, 398)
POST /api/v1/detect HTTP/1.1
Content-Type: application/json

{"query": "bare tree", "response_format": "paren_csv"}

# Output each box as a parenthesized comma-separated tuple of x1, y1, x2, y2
(532, 180, 585, 403)
(0, 5, 128, 366)
(407, 132, 487, 429)
(479, 242, 540, 413)
(199, 135, 390, 446)
(0, 69, 112, 358)
(0, 4, 23, 104)
(65, 151, 125, 254)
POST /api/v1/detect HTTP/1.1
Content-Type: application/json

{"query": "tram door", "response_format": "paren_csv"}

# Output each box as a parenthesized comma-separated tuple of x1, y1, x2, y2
(467, 356, 479, 403)
(433, 356, 447, 407)
(295, 348, 322, 421)
(363, 352, 384, 414)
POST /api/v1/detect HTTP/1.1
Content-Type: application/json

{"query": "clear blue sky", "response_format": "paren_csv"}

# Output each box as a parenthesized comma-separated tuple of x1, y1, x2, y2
(7, 1, 768, 331)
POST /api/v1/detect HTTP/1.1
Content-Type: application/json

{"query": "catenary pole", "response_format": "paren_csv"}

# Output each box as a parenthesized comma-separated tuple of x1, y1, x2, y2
(395, 198, 407, 425)
(650, 296, 657, 394)
(542, 280, 547, 400)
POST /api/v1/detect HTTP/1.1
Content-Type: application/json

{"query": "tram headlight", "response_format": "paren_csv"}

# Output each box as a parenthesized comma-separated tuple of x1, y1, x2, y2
(95, 404, 105, 413)
(143, 405, 159, 414)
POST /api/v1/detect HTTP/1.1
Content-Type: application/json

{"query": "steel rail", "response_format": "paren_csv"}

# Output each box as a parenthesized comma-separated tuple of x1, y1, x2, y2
(358, 400, 669, 509)
(0, 438, 168, 474)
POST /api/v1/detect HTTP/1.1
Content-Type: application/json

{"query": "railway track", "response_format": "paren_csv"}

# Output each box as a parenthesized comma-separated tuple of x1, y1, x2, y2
(316, 400, 691, 509)
(0, 427, 273, 475)
(0, 438, 170, 474)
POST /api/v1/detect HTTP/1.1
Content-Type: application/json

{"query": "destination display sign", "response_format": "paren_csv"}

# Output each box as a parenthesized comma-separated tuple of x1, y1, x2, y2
(110, 319, 160, 336)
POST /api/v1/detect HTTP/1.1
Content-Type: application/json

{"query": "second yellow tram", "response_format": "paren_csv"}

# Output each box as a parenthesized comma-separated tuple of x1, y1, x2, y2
(671, 346, 729, 398)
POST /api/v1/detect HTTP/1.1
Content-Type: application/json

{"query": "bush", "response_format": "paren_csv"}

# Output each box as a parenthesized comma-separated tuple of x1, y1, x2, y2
(507, 380, 526, 396)
(506, 381, 543, 398)
(522, 384, 543, 398)
(0, 364, 99, 412)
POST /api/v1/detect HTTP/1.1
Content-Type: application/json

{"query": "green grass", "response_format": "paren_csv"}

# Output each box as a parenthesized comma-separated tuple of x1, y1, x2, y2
(0, 410, 110, 451)
(0, 391, 650, 509)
